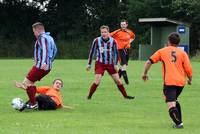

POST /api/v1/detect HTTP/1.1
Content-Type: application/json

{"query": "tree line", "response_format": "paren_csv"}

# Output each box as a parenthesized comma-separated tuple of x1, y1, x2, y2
(0, 0, 200, 58)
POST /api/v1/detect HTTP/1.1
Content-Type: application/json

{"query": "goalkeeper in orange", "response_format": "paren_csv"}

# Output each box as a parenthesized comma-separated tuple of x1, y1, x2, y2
(110, 19, 135, 84)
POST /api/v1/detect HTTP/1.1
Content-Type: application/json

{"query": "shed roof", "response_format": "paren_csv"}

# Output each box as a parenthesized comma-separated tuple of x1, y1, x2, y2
(138, 18, 191, 27)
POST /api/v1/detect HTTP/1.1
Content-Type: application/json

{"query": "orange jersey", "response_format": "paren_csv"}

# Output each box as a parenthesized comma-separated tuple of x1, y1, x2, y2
(150, 46, 192, 86)
(110, 29, 135, 49)
(36, 86, 63, 108)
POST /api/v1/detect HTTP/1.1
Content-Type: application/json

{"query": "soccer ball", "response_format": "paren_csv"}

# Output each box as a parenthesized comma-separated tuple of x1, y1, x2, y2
(11, 98, 24, 110)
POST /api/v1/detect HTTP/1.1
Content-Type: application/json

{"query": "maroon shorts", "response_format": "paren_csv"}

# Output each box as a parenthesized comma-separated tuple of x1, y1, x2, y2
(26, 66, 50, 82)
(95, 61, 117, 75)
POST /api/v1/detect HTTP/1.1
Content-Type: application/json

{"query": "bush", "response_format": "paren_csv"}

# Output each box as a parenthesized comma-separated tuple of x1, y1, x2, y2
(56, 38, 91, 59)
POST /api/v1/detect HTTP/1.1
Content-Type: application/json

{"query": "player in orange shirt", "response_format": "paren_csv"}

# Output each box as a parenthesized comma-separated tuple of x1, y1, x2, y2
(142, 32, 192, 128)
(16, 79, 72, 111)
(110, 19, 135, 84)
(35, 79, 63, 110)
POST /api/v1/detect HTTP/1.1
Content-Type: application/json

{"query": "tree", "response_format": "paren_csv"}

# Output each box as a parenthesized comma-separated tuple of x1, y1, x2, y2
(0, 0, 41, 57)
(171, 0, 200, 54)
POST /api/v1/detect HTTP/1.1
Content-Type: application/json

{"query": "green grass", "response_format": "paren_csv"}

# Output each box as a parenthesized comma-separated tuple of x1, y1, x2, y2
(0, 59, 199, 134)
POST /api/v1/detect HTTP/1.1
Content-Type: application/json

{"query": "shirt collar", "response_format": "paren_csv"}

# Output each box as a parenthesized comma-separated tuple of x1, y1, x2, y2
(101, 37, 110, 43)
(38, 32, 50, 37)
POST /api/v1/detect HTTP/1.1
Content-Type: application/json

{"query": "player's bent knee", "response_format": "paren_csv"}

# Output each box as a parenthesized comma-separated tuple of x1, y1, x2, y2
(94, 80, 101, 85)
(121, 65, 127, 70)
(23, 77, 35, 87)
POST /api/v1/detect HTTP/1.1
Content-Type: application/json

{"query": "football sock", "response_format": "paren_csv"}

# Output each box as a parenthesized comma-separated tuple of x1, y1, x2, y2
(118, 69, 122, 78)
(122, 70, 129, 84)
(117, 84, 128, 97)
(169, 107, 182, 125)
(88, 83, 98, 99)
(26, 86, 36, 105)
(176, 101, 182, 122)
(126, 56, 129, 64)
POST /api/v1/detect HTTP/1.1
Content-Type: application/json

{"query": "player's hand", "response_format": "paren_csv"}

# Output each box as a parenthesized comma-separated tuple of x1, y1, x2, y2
(187, 79, 192, 85)
(41, 63, 48, 70)
(63, 105, 74, 109)
(142, 74, 148, 81)
(86, 65, 91, 71)
(187, 76, 192, 85)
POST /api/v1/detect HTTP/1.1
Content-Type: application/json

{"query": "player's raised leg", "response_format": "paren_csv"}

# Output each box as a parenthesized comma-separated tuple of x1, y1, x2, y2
(23, 77, 37, 106)
(15, 78, 37, 106)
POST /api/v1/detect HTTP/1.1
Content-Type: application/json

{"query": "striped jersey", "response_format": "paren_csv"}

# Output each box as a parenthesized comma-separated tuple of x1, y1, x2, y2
(34, 32, 57, 70)
(88, 37, 118, 66)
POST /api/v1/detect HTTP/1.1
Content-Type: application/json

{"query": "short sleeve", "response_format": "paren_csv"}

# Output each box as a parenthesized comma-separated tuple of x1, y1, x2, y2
(149, 50, 162, 63)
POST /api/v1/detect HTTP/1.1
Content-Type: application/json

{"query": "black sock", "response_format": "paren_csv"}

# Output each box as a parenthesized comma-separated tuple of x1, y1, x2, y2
(118, 69, 122, 78)
(169, 107, 182, 125)
(176, 101, 182, 122)
(122, 70, 129, 84)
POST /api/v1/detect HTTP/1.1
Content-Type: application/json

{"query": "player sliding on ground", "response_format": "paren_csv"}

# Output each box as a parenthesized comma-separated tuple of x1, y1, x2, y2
(14, 22, 57, 110)
(142, 32, 192, 128)
(86, 25, 134, 100)
(15, 79, 72, 111)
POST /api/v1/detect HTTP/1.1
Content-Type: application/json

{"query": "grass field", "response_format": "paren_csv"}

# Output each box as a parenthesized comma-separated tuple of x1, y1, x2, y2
(0, 59, 199, 134)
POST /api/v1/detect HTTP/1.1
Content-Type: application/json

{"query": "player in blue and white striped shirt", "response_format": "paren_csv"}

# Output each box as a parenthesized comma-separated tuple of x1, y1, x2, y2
(15, 22, 57, 110)
(34, 31, 57, 70)
(86, 25, 134, 100)
(87, 35, 118, 66)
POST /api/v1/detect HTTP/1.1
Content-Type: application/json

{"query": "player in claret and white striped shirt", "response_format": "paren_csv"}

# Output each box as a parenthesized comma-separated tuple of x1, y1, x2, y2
(15, 22, 57, 110)
(86, 25, 134, 100)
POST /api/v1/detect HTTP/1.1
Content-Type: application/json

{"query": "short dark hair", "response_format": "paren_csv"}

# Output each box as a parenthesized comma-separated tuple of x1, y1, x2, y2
(168, 32, 180, 45)
(100, 25, 109, 32)
(53, 79, 63, 87)
(120, 19, 128, 24)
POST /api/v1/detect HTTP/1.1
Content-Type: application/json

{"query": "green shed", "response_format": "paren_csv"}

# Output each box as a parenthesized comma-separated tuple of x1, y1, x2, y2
(138, 18, 190, 60)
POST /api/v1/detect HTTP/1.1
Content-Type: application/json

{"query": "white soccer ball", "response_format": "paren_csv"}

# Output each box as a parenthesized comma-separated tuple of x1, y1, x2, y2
(11, 98, 24, 110)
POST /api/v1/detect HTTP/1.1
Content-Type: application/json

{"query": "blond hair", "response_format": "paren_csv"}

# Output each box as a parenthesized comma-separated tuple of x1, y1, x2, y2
(32, 22, 45, 30)
(100, 25, 109, 32)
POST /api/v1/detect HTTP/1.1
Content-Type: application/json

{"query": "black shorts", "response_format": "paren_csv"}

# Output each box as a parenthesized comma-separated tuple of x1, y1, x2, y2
(36, 94, 57, 110)
(118, 49, 129, 65)
(163, 85, 184, 102)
